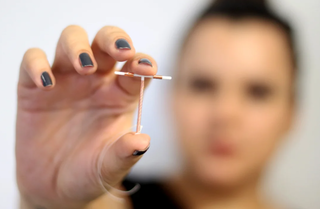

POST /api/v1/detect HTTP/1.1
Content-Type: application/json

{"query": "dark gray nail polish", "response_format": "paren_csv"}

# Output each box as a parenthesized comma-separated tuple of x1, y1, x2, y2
(138, 58, 152, 67)
(115, 39, 131, 50)
(41, 72, 52, 87)
(79, 53, 93, 67)
(133, 146, 150, 156)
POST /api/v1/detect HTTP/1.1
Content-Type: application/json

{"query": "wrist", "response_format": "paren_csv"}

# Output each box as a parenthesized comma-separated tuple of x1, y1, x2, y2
(19, 194, 88, 209)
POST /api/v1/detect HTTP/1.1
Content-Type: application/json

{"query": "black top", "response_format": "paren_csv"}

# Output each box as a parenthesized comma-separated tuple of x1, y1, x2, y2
(122, 178, 294, 209)
(122, 178, 183, 209)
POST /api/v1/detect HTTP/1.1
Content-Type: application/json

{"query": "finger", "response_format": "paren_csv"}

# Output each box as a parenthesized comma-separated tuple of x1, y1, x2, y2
(100, 132, 150, 186)
(116, 53, 157, 96)
(52, 25, 97, 75)
(91, 26, 135, 72)
(19, 48, 55, 90)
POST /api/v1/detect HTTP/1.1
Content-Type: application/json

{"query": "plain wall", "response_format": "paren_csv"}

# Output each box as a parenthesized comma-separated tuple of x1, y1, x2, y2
(0, 0, 319, 208)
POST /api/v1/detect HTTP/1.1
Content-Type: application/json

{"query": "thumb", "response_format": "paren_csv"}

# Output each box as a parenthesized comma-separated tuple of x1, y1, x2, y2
(99, 132, 150, 188)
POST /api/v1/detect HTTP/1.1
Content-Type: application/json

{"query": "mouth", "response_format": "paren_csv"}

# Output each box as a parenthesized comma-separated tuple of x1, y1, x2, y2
(208, 139, 236, 157)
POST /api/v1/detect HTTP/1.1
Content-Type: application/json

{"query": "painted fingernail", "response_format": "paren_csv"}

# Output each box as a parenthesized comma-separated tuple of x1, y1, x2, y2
(41, 72, 52, 87)
(79, 53, 93, 67)
(115, 39, 131, 50)
(138, 58, 152, 67)
(132, 146, 150, 156)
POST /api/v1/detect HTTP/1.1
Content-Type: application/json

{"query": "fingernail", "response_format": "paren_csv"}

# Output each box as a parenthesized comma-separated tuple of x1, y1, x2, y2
(138, 58, 152, 67)
(115, 39, 131, 50)
(79, 53, 93, 67)
(41, 72, 52, 87)
(133, 145, 150, 156)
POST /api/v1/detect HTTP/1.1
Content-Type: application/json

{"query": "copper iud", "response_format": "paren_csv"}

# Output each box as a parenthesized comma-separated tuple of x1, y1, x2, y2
(114, 71, 172, 133)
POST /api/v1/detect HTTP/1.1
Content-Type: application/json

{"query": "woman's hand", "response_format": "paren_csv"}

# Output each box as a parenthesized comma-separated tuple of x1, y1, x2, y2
(16, 25, 156, 209)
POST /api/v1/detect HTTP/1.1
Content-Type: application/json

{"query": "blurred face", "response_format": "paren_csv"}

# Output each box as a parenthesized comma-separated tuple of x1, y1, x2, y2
(173, 17, 295, 188)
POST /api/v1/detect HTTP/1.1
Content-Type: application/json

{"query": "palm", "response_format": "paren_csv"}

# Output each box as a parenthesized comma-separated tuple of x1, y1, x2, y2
(16, 71, 137, 202)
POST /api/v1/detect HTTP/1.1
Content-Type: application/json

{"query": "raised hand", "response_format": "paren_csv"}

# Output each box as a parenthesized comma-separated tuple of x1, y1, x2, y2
(16, 25, 156, 209)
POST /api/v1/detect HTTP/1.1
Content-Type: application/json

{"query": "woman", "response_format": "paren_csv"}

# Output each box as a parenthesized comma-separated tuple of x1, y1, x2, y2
(16, 0, 298, 208)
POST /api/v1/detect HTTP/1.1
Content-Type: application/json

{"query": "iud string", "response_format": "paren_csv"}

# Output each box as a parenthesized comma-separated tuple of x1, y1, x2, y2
(136, 76, 144, 133)
(97, 125, 142, 202)
(96, 70, 172, 200)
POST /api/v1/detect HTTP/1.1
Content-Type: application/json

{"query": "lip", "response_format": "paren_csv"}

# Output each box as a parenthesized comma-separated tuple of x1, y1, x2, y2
(208, 140, 236, 157)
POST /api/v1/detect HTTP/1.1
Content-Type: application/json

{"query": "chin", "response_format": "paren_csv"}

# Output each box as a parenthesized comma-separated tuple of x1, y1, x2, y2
(191, 160, 253, 190)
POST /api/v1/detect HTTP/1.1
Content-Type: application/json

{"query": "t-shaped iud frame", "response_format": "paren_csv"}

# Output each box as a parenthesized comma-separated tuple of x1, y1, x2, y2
(114, 71, 172, 134)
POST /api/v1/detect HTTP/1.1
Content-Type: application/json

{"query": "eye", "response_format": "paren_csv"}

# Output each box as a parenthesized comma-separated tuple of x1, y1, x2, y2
(189, 77, 216, 93)
(247, 83, 272, 100)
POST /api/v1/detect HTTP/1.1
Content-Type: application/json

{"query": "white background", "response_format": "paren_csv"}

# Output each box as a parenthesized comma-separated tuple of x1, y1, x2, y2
(0, 0, 319, 208)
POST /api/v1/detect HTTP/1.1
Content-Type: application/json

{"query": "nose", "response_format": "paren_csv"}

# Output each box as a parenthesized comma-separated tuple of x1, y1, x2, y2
(208, 91, 242, 130)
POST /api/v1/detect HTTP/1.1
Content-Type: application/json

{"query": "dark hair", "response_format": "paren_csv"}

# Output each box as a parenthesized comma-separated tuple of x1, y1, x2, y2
(199, 0, 297, 68)
(178, 0, 298, 98)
